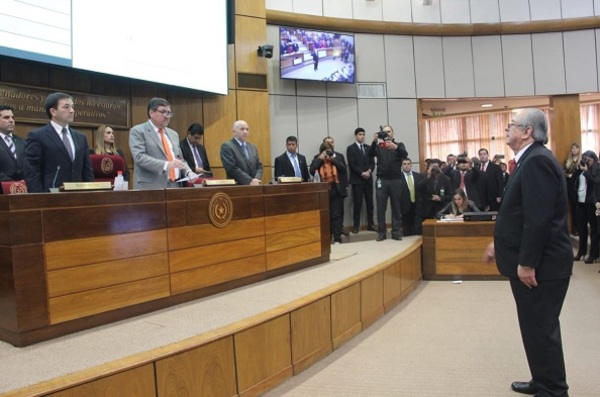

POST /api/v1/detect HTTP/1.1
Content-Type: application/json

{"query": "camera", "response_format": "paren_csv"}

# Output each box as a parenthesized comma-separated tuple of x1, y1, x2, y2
(257, 45, 274, 59)
(377, 125, 389, 141)
(325, 149, 333, 157)
(580, 158, 588, 167)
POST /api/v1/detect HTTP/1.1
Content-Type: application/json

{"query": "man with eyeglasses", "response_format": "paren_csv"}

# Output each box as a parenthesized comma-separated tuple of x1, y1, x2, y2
(484, 109, 572, 397)
(129, 97, 194, 189)
(24, 92, 94, 192)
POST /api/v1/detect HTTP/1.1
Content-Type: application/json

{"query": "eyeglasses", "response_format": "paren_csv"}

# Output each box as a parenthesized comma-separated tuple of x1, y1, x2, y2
(506, 122, 527, 131)
(154, 109, 174, 117)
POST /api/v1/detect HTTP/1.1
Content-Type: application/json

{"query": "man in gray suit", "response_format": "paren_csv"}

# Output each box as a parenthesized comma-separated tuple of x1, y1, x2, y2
(129, 98, 194, 189)
(220, 120, 263, 185)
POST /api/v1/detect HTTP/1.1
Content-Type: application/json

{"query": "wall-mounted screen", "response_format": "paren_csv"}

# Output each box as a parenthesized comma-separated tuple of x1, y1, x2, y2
(279, 26, 355, 84)
(0, 0, 229, 95)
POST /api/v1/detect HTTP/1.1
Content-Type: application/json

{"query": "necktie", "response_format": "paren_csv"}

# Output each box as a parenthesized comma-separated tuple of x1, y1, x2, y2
(292, 153, 301, 178)
(459, 171, 466, 189)
(192, 145, 204, 169)
(61, 127, 74, 161)
(4, 135, 16, 160)
(407, 172, 415, 203)
(159, 128, 176, 181)
(481, 162, 486, 172)
(242, 142, 249, 159)
(360, 144, 365, 155)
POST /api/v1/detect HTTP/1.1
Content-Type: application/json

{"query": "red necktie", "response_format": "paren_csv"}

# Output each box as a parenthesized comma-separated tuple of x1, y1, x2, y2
(481, 163, 486, 172)
(459, 172, 466, 189)
(159, 129, 176, 181)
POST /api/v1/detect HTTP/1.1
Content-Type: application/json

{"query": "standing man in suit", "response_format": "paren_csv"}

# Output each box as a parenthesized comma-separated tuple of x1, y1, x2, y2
(0, 105, 26, 182)
(484, 108, 572, 397)
(399, 158, 424, 235)
(24, 92, 94, 193)
(479, 148, 504, 211)
(347, 127, 375, 233)
(220, 120, 263, 185)
(180, 122, 212, 177)
(444, 155, 483, 209)
(274, 135, 309, 181)
(129, 98, 194, 190)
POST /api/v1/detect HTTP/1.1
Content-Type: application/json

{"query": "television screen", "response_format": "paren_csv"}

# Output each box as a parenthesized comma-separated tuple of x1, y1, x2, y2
(0, 0, 229, 95)
(279, 26, 355, 84)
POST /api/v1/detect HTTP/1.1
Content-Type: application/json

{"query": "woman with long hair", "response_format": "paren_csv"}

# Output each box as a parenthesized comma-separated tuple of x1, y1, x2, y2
(563, 142, 581, 235)
(92, 124, 129, 180)
(435, 188, 479, 219)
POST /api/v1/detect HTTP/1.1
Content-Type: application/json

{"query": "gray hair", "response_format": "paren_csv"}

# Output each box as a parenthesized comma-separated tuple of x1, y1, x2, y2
(519, 108, 548, 145)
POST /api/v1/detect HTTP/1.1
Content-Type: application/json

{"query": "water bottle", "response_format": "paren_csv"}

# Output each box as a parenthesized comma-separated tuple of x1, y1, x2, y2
(114, 170, 126, 191)
(313, 171, 321, 183)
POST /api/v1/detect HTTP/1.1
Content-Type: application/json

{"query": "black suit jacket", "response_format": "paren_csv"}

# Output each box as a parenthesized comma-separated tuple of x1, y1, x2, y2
(180, 138, 211, 176)
(0, 134, 26, 181)
(309, 151, 348, 197)
(24, 124, 94, 193)
(273, 151, 309, 182)
(399, 171, 424, 214)
(346, 142, 374, 184)
(482, 161, 504, 204)
(444, 167, 483, 209)
(494, 142, 573, 280)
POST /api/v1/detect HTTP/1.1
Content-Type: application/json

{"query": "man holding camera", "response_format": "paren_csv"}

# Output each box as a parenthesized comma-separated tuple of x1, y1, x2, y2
(368, 125, 409, 241)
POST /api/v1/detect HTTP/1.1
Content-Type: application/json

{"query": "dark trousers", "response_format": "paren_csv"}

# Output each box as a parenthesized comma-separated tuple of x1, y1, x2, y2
(576, 202, 598, 258)
(351, 182, 374, 228)
(510, 277, 570, 397)
(329, 189, 345, 242)
(376, 178, 402, 236)
(402, 202, 418, 236)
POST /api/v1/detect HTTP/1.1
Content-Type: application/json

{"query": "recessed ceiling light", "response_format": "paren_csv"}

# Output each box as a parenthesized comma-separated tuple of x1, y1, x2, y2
(481, 103, 493, 108)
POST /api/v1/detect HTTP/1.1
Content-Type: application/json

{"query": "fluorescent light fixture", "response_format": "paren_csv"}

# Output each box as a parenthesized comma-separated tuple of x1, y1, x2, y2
(481, 103, 493, 108)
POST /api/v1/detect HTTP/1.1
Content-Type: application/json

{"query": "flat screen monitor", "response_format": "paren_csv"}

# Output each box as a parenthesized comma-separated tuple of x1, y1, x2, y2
(279, 26, 355, 84)
(0, 0, 229, 95)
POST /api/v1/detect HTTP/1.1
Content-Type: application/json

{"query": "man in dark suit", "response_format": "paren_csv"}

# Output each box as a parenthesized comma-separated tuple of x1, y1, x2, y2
(24, 92, 94, 193)
(273, 135, 309, 181)
(479, 148, 504, 211)
(444, 154, 483, 209)
(399, 158, 424, 235)
(180, 122, 212, 177)
(500, 161, 510, 189)
(484, 108, 572, 397)
(346, 127, 375, 233)
(220, 120, 263, 185)
(0, 105, 26, 182)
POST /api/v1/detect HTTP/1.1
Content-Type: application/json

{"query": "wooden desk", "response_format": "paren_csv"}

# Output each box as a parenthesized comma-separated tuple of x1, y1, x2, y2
(0, 183, 330, 346)
(421, 219, 503, 280)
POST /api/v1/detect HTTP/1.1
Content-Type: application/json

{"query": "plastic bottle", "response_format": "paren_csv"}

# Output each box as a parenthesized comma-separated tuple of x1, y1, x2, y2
(114, 170, 125, 191)
(313, 170, 321, 183)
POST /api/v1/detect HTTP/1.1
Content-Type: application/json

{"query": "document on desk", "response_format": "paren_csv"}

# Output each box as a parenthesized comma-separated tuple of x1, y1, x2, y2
(437, 218, 465, 222)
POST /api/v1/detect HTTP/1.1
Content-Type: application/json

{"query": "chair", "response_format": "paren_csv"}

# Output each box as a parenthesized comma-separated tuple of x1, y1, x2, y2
(90, 154, 126, 184)
(1, 180, 28, 194)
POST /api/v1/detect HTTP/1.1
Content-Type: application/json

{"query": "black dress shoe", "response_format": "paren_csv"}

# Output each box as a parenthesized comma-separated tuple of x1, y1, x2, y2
(584, 256, 598, 264)
(376, 233, 386, 242)
(574, 253, 584, 261)
(341, 229, 349, 236)
(511, 381, 539, 395)
(391, 234, 402, 241)
(352, 227, 359, 234)
(366, 225, 377, 232)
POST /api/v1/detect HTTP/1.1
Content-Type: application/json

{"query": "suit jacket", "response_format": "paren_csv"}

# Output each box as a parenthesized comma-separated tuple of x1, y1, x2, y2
(274, 151, 309, 182)
(416, 173, 451, 219)
(399, 171, 425, 214)
(309, 151, 348, 197)
(179, 138, 211, 176)
(129, 121, 192, 190)
(444, 167, 483, 209)
(0, 134, 26, 181)
(346, 142, 374, 184)
(24, 124, 94, 193)
(494, 142, 573, 280)
(220, 138, 263, 185)
(482, 161, 504, 205)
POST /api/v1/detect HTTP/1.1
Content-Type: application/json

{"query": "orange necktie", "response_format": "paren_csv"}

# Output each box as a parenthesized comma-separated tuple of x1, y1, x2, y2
(159, 128, 176, 181)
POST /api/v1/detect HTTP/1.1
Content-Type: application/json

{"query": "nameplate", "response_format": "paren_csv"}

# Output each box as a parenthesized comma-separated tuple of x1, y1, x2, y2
(202, 179, 237, 187)
(61, 182, 113, 191)
(277, 177, 302, 183)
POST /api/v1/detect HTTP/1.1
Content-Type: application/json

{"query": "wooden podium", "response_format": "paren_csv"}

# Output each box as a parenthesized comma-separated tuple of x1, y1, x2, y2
(0, 183, 330, 346)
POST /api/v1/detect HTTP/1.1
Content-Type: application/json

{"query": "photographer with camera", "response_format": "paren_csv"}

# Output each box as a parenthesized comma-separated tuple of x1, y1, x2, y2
(416, 160, 452, 220)
(310, 141, 348, 244)
(443, 154, 483, 210)
(368, 124, 409, 241)
(573, 150, 600, 263)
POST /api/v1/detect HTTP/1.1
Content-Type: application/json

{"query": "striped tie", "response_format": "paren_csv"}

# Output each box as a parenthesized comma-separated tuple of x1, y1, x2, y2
(5, 135, 16, 160)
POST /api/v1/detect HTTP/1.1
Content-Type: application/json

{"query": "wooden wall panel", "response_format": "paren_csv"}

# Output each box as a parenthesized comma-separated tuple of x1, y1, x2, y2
(436, 237, 500, 276)
(401, 255, 415, 297)
(361, 272, 384, 329)
(291, 297, 332, 374)
(168, 218, 265, 251)
(266, 241, 322, 271)
(263, 191, 322, 216)
(265, 226, 320, 252)
(156, 337, 237, 397)
(550, 94, 581, 160)
(236, 90, 271, 184)
(49, 276, 171, 324)
(236, 0, 265, 18)
(45, 230, 168, 270)
(47, 364, 156, 397)
(331, 283, 362, 350)
(170, 255, 267, 295)
(202, 89, 238, 177)
(170, 236, 265, 273)
(12, 245, 48, 331)
(234, 16, 268, 76)
(264, 210, 320, 234)
(383, 261, 402, 311)
(235, 315, 293, 396)
(47, 254, 169, 297)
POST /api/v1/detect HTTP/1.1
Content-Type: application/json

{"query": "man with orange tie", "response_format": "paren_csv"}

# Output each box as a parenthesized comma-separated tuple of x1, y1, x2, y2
(129, 98, 194, 190)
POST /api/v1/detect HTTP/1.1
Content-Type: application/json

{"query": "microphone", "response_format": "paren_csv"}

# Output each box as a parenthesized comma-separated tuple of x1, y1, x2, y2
(52, 165, 61, 189)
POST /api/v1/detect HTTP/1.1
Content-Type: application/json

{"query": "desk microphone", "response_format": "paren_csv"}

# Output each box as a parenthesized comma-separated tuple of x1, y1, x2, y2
(51, 165, 61, 189)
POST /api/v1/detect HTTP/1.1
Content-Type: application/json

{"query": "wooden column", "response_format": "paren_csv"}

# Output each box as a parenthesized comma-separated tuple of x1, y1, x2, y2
(549, 94, 581, 161)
